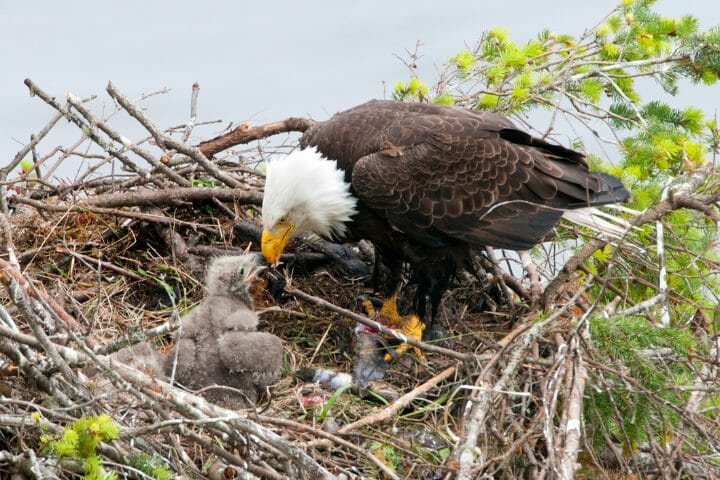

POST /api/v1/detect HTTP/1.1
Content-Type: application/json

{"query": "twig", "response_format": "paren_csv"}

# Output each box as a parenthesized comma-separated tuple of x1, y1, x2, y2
(81, 186, 261, 208)
(197, 118, 316, 158)
(95, 319, 179, 355)
(106, 81, 243, 189)
(556, 336, 587, 480)
(455, 330, 538, 479)
(477, 250, 531, 303)
(23, 78, 162, 188)
(66, 92, 190, 187)
(0, 258, 76, 382)
(146, 206, 204, 278)
(181, 82, 200, 143)
(519, 250, 542, 304)
(0, 111, 63, 214)
(262, 416, 402, 480)
(308, 364, 458, 450)
(656, 184, 671, 327)
(454, 286, 589, 479)
(12, 195, 219, 232)
(59, 248, 147, 283)
(615, 293, 665, 317)
(0, 323, 335, 479)
(286, 285, 472, 362)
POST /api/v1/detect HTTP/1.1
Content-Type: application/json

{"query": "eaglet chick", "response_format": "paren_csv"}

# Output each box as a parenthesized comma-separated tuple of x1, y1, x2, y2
(174, 254, 283, 407)
(110, 254, 283, 408)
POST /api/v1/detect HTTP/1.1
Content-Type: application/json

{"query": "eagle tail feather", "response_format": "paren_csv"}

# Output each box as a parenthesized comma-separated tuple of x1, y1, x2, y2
(561, 206, 635, 239)
(586, 172, 631, 206)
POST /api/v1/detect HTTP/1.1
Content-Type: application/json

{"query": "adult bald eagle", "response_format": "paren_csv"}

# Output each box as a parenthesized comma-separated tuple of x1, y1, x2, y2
(261, 100, 629, 336)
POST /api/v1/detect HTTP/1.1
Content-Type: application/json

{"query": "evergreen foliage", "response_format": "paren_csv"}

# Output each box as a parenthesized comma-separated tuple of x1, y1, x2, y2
(44, 414, 120, 480)
(585, 315, 698, 452)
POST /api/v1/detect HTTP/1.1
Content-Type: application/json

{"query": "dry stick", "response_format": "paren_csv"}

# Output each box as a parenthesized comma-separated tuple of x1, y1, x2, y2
(93, 82, 246, 218)
(615, 292, 664, 317)
(66, 93, 190, 187)
(288, 286, 555, 367)
(262, 416, 402, 480)
(197, 118, 316, 158)
(0, 324, 335, 480)
(41, 134, 94, 185)
(106, 81, 243, 189)
(24, 278, 83, 333)
(0, 332, 72, 406)
(519, 250, 542, 303)
(12, 195, 220, 232)
(181, 82, 200, 143)
(189, 245, 328, 265)
(137, 392, 334, 480)
(542, 237, 608, 309)
(539, 335, 567, 477)
(82, 186, 261, 208)
(95, 319, 178, 355)
(0, 258, 76, 382)
(454, 286, 588, 480)
(556, 336, 587, 480)
(656, 183, 671, 327)
(286, 285, 471, 362)
(59, 248, 146, 283)
(146, 206, 204, 277)
(308, 364, 458, 451)
(455, 333, 540, 480)
(0, 111, 63, 214)
(476, 251, 531, 303)
(23, 79, 163, 188)
(0, 449, 58, 479)
(173, 426, 285, 480)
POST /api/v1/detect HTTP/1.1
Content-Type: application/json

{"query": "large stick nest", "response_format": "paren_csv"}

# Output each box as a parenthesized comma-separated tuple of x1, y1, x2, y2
(0, 81, 718, 479)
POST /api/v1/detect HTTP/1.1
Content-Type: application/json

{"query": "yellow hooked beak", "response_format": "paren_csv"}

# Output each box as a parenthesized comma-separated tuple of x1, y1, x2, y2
(261, 224, 294, 267)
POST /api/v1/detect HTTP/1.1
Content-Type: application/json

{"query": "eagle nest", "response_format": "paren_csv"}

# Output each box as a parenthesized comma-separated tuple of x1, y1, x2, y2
(0, 81, 718, 480)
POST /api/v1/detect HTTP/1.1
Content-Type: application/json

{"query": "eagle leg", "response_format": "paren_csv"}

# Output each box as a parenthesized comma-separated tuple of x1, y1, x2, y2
(360, 297, 378, 318)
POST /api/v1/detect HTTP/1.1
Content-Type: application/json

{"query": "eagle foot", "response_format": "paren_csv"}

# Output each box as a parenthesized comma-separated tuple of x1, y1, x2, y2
(359, 295, 426, 362)
(382, 313, 426, 363)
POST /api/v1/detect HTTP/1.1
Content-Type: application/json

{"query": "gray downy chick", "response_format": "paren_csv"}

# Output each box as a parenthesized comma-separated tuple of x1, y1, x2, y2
(111, 341, 168, 378)
(173, 254, 283, 407)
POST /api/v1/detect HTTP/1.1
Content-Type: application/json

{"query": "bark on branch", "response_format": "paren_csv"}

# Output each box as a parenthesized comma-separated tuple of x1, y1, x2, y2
(197, 118, 316, 158)
(82, 186, 262, 208)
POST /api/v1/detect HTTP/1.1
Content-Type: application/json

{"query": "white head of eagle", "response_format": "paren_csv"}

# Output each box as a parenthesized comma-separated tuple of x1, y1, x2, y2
(261, 147, 358, 266)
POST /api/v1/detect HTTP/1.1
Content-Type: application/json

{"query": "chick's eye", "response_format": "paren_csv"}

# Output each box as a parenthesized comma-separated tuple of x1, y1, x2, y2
(238, 268, 245, 277)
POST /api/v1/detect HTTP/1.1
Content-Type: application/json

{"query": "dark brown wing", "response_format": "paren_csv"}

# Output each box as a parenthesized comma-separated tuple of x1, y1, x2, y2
(302, 100, 628, 251)
(300, 99, 515, 179)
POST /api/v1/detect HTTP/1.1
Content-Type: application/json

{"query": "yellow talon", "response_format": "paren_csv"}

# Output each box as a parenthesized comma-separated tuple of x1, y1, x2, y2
(383, 314, 426, 362)
(364, 294, 427, 362)
(378, 294, 402, 328)
(361, 298, 377, 318)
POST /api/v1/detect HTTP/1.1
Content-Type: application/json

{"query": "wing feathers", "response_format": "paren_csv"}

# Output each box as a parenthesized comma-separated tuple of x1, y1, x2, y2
(304, 99, 630, 251)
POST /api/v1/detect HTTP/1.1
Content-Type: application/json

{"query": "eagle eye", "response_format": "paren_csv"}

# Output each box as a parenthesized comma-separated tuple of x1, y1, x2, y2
(278, 215, 289, 226)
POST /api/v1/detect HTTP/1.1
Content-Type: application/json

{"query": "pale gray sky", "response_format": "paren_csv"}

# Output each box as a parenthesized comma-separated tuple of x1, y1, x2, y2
(2, 0, 719, 168)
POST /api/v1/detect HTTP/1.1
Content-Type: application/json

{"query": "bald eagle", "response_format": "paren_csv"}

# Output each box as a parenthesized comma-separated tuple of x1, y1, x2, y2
(261, 100, 629, 335)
